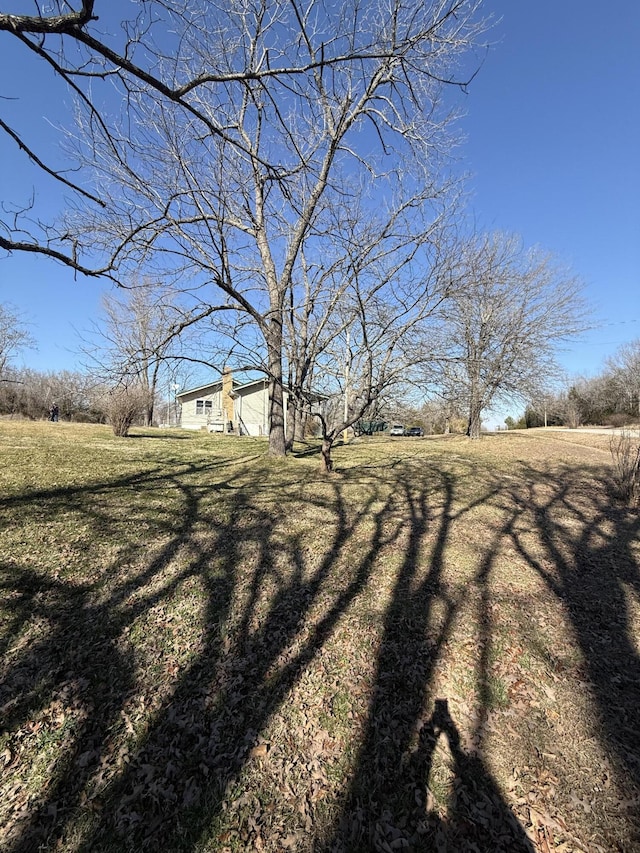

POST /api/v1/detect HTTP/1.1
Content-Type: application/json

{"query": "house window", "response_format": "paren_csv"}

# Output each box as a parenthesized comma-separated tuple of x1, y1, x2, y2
(195, 399, 213, 414)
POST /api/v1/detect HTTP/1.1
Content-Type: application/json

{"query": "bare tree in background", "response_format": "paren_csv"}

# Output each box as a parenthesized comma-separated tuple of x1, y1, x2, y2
(0, 303, 35, 380)
(0, 367, 97, 420)
(432, 232, 587, 439)
(607, 339, 640, 420)
(610, 429, 640, 507)
(0, 0, 487, 456)
(81, 282, 199, 426)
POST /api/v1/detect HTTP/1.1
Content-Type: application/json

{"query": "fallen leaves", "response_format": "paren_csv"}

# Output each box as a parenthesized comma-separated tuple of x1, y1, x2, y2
(249, 743, 269, 759)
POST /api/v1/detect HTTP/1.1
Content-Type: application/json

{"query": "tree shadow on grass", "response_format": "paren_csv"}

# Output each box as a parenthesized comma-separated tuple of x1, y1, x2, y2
(2, 449, 414, 851)
(126, 433, 195, 440)
(1, 459, 237, 851)
(503, 463, 640, 842)
(324, 470, 533, 852)
(290, 441, 323, 459)
(2, 449, 541, 852)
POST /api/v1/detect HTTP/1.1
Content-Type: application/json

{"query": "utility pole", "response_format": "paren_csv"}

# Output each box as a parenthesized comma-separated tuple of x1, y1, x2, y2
(343, 327, 350, 443)
(169, 382, 180, 426)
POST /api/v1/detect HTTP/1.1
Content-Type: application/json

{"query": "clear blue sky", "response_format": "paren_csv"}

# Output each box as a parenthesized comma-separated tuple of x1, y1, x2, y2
(1, 1, 639, 423)
(459, 1, 640, 378)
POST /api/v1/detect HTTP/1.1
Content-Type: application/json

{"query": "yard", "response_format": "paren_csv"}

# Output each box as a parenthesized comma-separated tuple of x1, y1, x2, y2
(1, 421, 639, 852)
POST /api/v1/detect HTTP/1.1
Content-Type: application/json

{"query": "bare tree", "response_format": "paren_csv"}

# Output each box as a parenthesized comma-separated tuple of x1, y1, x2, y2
(0, 366, 100, 420)
(98, 385, 152, 437)
(288, 221, 458, 470)
(432, 232, 588, 439)
(81, 281, 197, 426)
(1, 0, 487, 456)
(610, 429, 640, 507)
(0, 302, 35, 380)
(607, 339, 640, 420)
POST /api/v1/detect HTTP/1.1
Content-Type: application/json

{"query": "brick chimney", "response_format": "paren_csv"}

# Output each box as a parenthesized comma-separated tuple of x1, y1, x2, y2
(222, 366, 234, 430)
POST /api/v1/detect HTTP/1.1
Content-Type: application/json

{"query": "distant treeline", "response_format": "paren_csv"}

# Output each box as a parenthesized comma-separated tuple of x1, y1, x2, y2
(507, 338, 640, 429)
(0, 368, 105, 422)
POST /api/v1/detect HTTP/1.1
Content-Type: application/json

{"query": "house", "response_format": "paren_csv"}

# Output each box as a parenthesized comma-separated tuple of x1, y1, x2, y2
(176, 368, 327, 437)
(176, 368, 275, 436)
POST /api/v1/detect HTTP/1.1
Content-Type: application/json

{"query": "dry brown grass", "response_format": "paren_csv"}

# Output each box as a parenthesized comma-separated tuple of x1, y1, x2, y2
(1, 422, 639, 852)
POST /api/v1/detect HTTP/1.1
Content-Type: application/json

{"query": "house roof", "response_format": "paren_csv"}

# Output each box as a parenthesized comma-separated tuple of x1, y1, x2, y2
(176, 376, 263, 400)
(177, 375, 326, 401)
(177, 379, 225, 399)
(232, 378, 268, 395)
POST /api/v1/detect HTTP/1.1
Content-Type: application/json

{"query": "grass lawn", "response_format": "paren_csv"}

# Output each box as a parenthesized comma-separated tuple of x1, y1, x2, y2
(1, 421, 639, 852)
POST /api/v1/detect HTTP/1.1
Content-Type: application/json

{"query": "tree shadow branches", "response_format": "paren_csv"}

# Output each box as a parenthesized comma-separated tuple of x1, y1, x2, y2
(325, 469, 533, 852)
(1, 452, 445, 851)
(2, 457, 249, 851)
(2, 449, 567, 852)
(501, 462, 640, 841)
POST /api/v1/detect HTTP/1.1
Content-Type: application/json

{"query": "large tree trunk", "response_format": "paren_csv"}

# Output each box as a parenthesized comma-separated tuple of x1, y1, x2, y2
(143, 388, 154, 427)
(467, 400, 482, 439)
(294, 408, 307, 442)
(321, 436, 334, 472)
(285, 396, 297, 452)
(266, 323, 286, 456)
(284, 401, 307, 449)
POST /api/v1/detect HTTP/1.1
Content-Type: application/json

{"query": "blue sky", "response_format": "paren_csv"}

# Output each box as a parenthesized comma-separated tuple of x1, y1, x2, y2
(458, 1, 640, 377)
(1, 1, 639, 424)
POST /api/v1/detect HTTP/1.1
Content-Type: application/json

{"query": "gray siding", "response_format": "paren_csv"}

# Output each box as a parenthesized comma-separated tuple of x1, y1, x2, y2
(179, 388, 224, 430)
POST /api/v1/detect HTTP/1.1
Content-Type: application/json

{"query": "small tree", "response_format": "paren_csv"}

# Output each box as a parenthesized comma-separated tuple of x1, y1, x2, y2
(610, 430, 640, 507)
(100, 386, 148, 437)
(505, 415, 527, 430)
(290, 223, 459, 472)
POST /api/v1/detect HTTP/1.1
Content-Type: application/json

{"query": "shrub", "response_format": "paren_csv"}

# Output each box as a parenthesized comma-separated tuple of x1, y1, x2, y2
(610, 429, 640, 507)
(101, 387, 147, 437)
(605, 412, 636, 428)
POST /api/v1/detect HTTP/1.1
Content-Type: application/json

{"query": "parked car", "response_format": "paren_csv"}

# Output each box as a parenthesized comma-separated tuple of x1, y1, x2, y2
(405, 426, 424, 437)
(389, 424, 405, 436)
